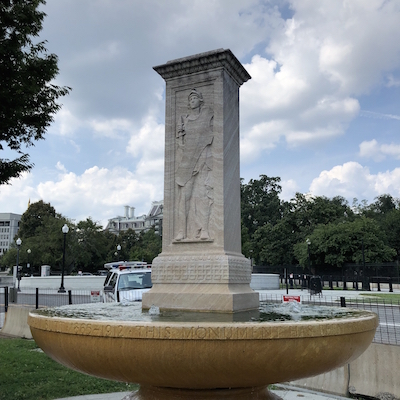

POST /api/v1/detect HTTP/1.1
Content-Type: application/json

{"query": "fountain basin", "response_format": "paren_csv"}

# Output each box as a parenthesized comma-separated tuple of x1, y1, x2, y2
(28, 306, 377, 391)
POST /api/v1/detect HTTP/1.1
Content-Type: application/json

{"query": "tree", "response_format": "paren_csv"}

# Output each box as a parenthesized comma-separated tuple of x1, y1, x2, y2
(18, 200, 56, 238)
(70, 218, 113, 273)
(254, 219, 297, 266)
(294, 218, 396, 269)
(241, 175, 283, 236)
(0, 213, 70, 274)
(362, 194, 398, 219)
(251, 193, 354, 267)
(0, 0, 70, 184)
(130, 229, 161, 264)
(380, 209, 400, 261)
(285, 193, 353, 238)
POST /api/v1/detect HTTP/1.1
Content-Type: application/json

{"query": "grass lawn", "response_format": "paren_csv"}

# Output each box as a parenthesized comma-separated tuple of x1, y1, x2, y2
(0, 338, 137, 400)
(359, 292, 400, 302)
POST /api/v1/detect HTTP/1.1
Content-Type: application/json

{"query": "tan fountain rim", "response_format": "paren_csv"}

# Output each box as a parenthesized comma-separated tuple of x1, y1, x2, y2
(28, 311, 378, 341)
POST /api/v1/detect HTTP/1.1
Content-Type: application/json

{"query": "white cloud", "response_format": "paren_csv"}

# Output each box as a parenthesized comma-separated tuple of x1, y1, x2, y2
(360, 110, 400, 121)
(56, 162, 67, 173)
(90, 118, 134, 139)
(0, 165, 163, 228)
(386, 74, 400, 87)
(50, 107, 82, 137)
(309, 161, 400, 202)
(239, 0, 400, 160)
(34, 165, 162, 227)
(280, 179, 300, 201)
(359, 139, 400, 161)
(240, 120, 285, 162)
(0, 173, 37, 213)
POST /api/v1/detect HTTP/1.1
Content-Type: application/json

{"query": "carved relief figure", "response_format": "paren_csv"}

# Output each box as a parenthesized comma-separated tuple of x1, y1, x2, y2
(175, 89, 214, 241)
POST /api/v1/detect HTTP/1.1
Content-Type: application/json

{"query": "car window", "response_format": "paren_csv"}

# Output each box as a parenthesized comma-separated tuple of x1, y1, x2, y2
(117, 272, 152, 290)
(104, 271, 112, 286)
(108, 273, 118, 290)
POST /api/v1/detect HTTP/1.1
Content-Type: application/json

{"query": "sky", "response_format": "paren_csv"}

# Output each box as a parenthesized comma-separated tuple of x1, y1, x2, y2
(1, 0, 400, 228)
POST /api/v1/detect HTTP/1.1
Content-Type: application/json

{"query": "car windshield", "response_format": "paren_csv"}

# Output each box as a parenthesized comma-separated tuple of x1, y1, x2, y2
(118, 272, 152, 291)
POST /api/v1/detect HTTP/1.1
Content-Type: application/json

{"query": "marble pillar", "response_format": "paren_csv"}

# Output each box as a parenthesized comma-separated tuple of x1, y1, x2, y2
(142, 49, 259, 312)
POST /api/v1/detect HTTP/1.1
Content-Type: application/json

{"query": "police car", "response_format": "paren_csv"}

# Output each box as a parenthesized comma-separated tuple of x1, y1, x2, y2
(103, 264, 152, 303)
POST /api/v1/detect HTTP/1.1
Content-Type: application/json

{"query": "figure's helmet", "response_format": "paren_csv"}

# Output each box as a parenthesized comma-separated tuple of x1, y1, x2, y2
(188, 89, 203, 102)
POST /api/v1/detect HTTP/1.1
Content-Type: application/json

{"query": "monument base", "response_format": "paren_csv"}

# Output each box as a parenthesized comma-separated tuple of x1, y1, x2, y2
(143, 252, 259, 312)
(142, 283, 259, 313)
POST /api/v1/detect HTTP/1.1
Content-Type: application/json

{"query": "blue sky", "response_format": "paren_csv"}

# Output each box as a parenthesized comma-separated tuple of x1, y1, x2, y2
(1, 0, 400, 227)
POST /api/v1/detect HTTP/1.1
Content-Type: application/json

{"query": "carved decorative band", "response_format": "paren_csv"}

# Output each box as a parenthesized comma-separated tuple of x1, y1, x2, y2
(151, 255, 251, 283)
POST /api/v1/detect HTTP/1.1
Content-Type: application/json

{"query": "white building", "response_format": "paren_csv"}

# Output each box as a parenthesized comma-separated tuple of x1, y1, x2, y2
(106, 201, 163, 235)
(0, 213, 21, 255)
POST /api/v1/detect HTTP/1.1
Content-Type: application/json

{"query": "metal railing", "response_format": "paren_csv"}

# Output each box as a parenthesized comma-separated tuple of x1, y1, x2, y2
(259, 293, 400, 346)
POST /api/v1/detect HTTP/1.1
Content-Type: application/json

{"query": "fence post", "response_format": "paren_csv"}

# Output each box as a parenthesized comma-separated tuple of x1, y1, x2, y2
(36, 288, 39, 309)
(389, 277, 393, 293)
(329, 276, 333, 290)
(68, 290, 72, 305)
(377, 277, 381, 292)
(4, 286, 8, 312)
(340, 297, 346, 307)
(343, 277, 347, 290)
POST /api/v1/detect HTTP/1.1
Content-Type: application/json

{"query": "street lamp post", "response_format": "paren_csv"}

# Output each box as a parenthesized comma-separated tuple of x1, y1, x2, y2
(117, 244, 121, 261)
(27, 248, 32, 277)
(306, 238, 311, 271)
(305, 238, 311, 289)
(58, 224, 69, 293)
(16, 238, 22, 292)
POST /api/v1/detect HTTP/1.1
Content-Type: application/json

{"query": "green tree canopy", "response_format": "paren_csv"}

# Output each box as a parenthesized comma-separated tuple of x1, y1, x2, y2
(18, 200, 56, 238)
(130, 229, 161, 264)
(294, 217, 396, 269)
(241, 175, 283, 237)
(0, 0, 70, 184)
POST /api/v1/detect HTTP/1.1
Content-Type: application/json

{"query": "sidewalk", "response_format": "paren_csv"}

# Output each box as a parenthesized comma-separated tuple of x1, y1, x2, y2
(258, 286, 399, 300)
(55, 384, 351, 400)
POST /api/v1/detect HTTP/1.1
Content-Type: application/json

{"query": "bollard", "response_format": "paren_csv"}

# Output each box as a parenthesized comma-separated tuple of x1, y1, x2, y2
(9, 287, 18, 303)
(36, 288, 39, 309)
(343, 278, 347, 290)
(377, 277, 381, 292)
(340, 297, 346, 308)
(389, 278, 393, 293)
(329, 276, 333, 290)
(68, 290, 72, 305)
(4, 286, 8, 312)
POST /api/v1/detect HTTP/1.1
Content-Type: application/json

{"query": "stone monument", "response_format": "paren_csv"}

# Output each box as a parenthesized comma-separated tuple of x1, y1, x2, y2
(143, 49, 259, 313)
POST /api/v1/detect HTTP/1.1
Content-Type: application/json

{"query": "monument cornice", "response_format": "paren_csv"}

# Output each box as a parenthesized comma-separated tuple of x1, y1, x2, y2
(153, 48, 251, 86)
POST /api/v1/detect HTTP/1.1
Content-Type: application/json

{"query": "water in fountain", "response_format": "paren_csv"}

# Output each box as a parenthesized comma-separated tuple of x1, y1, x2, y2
(34, 301, 368, 323)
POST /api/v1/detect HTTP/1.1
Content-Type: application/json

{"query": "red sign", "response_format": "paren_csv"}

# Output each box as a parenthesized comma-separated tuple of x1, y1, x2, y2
(283, 295, 301, 303)
(91, 290, 101, 303)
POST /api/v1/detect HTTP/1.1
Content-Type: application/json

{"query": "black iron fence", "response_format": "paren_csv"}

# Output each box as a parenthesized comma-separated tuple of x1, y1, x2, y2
(279, 274, 397, 293)
(259, 293, 400, 347)
(1, 287, 399, 347)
